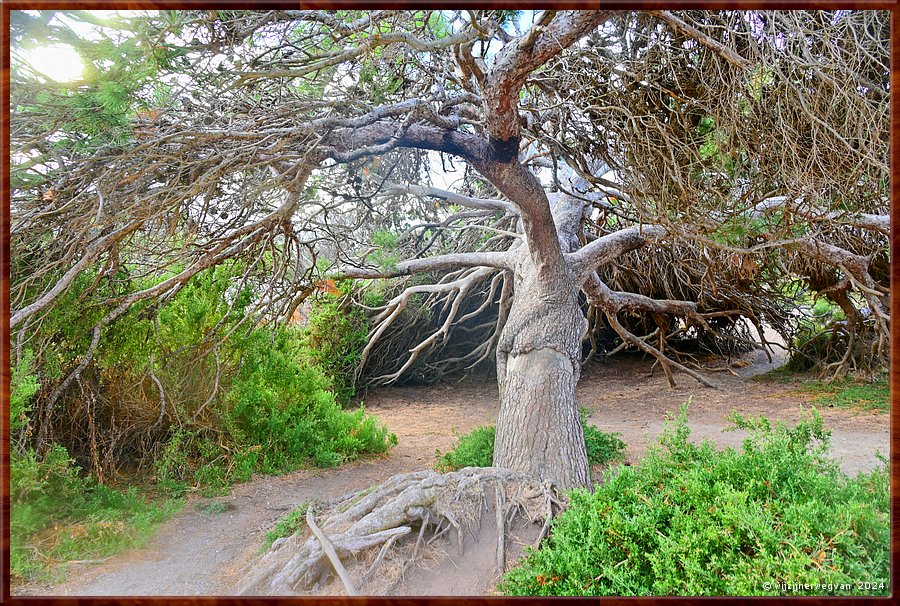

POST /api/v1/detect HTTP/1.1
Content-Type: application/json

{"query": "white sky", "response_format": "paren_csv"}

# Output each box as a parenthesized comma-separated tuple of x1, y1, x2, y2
(16, 10, 148, 82)
(21, 44, 83, 82)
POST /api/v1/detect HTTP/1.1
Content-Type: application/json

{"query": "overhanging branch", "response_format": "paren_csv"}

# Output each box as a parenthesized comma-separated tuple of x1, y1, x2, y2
(336, 251, 513, 280)
(568, 224, 666, 282)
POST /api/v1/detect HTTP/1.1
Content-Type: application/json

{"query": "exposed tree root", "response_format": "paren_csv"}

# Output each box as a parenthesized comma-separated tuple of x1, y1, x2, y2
(238, 468, 563, 596)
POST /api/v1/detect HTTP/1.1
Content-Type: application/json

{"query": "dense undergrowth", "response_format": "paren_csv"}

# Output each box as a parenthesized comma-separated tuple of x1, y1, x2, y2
(10, 265, 394, 582)
(435, 410, 626, 471)
(10, 354, 178, 582)
(10, 446, 182, 583)
(500, 407, 889, 596)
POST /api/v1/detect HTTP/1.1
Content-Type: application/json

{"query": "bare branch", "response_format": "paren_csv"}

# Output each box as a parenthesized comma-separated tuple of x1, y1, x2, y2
(357, 267, 495, 383)
(337, 251, 511, 280)
(568, 225, 666, 282)
(380, 182, 516, 214)
(651, 11, 751, 69)
(582, 272, 718, 388)
(483, 11, 612, 141)
(231, 26, 488, 86)
(11, 220, 142, 328)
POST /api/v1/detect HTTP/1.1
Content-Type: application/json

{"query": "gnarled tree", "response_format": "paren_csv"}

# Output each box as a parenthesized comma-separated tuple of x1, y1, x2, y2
(10, 10, 889, 496)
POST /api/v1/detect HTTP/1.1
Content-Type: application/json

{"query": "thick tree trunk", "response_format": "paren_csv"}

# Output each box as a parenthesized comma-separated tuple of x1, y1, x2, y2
(493, 273, 591, 490)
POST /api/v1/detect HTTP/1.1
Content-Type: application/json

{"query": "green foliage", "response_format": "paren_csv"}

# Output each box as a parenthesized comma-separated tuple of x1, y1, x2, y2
(435, 414, 625, 472)
(491, 10, 523, 25)
(19, 262, 393, 502)
(786, 295, 852, 372)
(435, 425, 496, 471)
(371, 229, 400, 250)
(264, 503, 310, 550)
(153, 429, 195, 497)
(756, 368, 888, 415)
(10, 350, 41, 440)
(226, 326, 395, 474)
(10, 444, 180, 582)
(812, 297, 843, 319)
(692, 115, 751, 180)
(709, 214, 767, 247)
(427, 11, 452, 38)
(500, 407, 889, 596)
(797, 376, 888, 412)
(12, 14, 174, 164)
(150, 319, 395, 496)
(369, 229, 403, 271)
(303, 294, 369, 404)
(699, 133, 723, 161)
(746, 65, 775, 101)
(371, 251, 402, 272)
(8, 355, 172, 582)
(361, 281, 390, 307)
(154, 270, 388, 493)
(581, 413, 627, 468)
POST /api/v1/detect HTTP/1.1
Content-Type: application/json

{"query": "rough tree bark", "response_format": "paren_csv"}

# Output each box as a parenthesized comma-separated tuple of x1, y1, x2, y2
(332, 13, 625, 491)
(492, 192, 592, 489)
(494, 271, 590, 490)
(334, 7, 682, 489)
(488, 189, 666, 490)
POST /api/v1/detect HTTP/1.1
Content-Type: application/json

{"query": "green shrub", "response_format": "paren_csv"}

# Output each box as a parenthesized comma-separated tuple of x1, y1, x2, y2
(17, 263, 393, 505)
(786, 297, 853, 372)
(263, 503, 310, 550)
(581, 411, 627, 467)
(10, 350, 40, 441)
(131, 275, 394, 496)
(11, 445, 180, 582)
(499, 407, 889, 596)
(435, 425, 496, 471)
(436, 413, 625, 472)
(153, 429, 194, 497)
(302, 289, 368, 404)
(227, 327, 395, 475)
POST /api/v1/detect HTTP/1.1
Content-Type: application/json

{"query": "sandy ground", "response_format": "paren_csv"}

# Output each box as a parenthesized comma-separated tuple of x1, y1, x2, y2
(15, 349, 889, 597)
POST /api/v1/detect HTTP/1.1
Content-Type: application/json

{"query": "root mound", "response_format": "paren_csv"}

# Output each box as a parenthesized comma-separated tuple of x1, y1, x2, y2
(238, 467, 564, 596)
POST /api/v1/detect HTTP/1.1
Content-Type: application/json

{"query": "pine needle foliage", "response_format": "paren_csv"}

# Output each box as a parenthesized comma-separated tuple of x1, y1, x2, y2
(500, 407, 888, 596)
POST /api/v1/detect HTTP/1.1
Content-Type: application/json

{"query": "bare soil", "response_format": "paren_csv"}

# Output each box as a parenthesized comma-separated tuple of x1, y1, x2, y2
(16, 351, 889, 597)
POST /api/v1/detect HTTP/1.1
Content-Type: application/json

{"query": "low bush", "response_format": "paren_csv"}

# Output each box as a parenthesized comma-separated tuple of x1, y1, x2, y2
(228, 327, 395, 471)
(302, 283, 369, 404)
(153, 327, 397, 497)
(144, 275, 393, 496)
(11, 445, 180, 582)
(435, 411, 625, 471)
(434, 425, 496, 471)
(10, 356, 180, 582)
(499, 407, 888, 596)
(582, 417, 628, 468)
(19, 264, 392, 497)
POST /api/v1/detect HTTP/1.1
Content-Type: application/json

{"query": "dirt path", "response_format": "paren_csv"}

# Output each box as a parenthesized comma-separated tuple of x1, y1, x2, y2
(17, 352, 889, 597)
